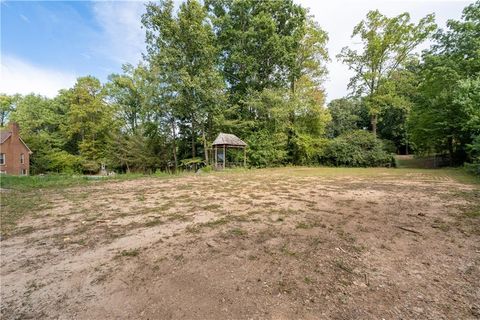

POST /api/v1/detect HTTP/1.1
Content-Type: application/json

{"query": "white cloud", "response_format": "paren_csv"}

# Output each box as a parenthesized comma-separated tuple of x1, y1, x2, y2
(0, 55, 77, 97)
(19, 14, 30, 23)
(92, 1, 147, 65)
(297, 0, 470, 102)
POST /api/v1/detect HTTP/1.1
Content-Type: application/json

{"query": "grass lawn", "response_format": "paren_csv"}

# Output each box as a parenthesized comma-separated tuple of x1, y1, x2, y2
(1, 167, 479, 319)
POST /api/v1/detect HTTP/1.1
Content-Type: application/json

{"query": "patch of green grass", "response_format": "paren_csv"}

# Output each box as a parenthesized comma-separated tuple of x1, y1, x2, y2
(202, 218, 229, 228)
(0, 174, 136, 191)
(0, 191, 43, 237)
(464, 208, 480, 218)
(296, 222, 311, 229)
(167, 213, 189, 222)
(202, 204, 222, 211)
(0, 172, 181, 192)
(228, 227, 248, 236)
(117, 248, 140, 258)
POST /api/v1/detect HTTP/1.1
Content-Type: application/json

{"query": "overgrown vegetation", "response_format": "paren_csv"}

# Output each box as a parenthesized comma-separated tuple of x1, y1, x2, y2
(1, 1, 479, 173)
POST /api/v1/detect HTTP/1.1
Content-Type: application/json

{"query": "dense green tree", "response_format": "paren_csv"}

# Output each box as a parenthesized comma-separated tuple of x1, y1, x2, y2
(5, 1, 479, 174)
(61, 76, 119, 169)
(206, 0, 307, 114)
(409, 1, 479, 163)
(10, 94, 70, 173)
(338, 10, 436, 135)
(107, 64, 151, 134)
(327, 98, 368, 138)
(143, 0, 225, 168)
(0, 94, 16, 127)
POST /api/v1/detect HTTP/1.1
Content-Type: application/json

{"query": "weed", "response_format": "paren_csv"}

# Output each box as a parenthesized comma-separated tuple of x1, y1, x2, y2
(185, 224, 202, 234)
(117, 249, 140, 258)
(229, 228, 248, 236)
(202, 218, 228, 228)
(464, 208, 480, 218)
(144, 219, 163, 227)
(334, 259, 353, 273)
(281, 244, 297, 257)
(296, 222, 312, 229)
(167, 213, 189, 221)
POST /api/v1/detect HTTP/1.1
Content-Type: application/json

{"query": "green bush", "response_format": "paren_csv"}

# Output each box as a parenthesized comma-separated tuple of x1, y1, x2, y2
(465, 162, 480, 176)
(322, 130, 394, 167)
(47, 151, 83, 174)
(291, 134, 329, 165)
(465, 135, 480, 176)
(246, 130, 287, 167)
(381, 139, 397, 154)
(201, 165, 213, 173)
(81, 160, 101, 174)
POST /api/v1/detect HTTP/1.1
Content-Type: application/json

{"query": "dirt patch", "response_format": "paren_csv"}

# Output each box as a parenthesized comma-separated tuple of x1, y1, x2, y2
(1, 168, 479, 319)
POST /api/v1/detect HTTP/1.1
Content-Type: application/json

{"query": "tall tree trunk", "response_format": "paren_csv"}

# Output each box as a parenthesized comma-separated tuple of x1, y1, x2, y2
(191, 115, 196, 171)
(171, 118, 178, 172)
(371, 114, 378, 137)
(448, 136, 454, 166)
(287, 79, 296, 162)
(202, 128, 209, 164)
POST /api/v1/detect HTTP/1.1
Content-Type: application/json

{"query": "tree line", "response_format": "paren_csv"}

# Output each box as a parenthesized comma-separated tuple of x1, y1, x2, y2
(1, 0, 478, 174)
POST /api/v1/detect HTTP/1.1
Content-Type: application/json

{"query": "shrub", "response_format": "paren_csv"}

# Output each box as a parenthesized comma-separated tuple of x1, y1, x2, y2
(322, 130, 394, 167)
(381, 139, 397, 154)
(47, 151, 83, 174)
(465, 135, 480, 176)
(81, 160, 100, 174)
(246, 130, 287, 167)
(201, 165, 213, 173)
(291, 134, 329, 165)
(465, 162, 480, 176)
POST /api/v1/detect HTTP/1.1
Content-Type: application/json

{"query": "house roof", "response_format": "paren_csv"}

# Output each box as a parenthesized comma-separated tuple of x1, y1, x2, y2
(0, 129, 32, 154)
(0, 131, 12, 144)
(212, 133, 247, 147)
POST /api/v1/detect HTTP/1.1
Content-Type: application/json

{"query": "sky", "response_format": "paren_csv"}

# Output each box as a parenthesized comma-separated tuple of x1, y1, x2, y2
(0, 0, 473, 102)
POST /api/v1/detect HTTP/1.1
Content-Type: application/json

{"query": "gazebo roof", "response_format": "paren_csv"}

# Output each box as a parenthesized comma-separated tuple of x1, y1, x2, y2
(212, 133, 247, 147)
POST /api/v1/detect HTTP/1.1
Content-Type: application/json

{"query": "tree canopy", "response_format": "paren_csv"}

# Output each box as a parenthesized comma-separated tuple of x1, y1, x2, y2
(1, 0, 479, 174)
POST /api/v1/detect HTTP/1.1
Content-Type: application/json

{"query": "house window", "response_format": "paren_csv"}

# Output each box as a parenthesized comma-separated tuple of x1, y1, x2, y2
(20, 153, 25, 164)
(21, 169, 27, 176)
(0, 170, 6, 174)
(0, 153, 5, 165)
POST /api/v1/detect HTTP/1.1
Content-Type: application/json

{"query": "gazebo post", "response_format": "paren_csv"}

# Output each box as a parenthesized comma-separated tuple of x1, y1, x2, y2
(215, 145, 217, 169)
(223, 145, 226, 169)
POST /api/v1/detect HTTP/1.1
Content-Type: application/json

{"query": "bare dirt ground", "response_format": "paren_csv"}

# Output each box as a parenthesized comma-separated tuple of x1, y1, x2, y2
(1, 167, 479, 319)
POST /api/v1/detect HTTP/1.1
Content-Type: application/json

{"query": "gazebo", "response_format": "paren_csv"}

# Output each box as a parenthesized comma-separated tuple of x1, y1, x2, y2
(212, 133, 247, 169)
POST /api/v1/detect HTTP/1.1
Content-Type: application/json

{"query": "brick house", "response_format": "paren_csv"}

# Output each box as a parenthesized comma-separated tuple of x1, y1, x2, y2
(0, 122, 32, 175)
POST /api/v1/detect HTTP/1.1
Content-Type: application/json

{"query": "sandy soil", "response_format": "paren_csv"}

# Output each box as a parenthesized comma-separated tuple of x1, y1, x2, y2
(1, 168, 479, 319)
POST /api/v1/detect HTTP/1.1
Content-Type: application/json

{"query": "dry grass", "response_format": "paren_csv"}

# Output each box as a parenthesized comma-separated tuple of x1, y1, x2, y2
(1, 167, 479, 319)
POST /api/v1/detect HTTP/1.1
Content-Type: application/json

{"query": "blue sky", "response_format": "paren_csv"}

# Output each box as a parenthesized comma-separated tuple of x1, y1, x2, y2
(0, 0, 472, 101)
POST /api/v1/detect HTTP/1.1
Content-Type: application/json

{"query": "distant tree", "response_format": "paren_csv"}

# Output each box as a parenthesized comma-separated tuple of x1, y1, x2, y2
(337, 10, 436, 135)
(206, 0, 307, 116)
(10, 94, 70, 173)
(61, 76, 119, 168)
(0, 94, 16, 127)
(409, 1, 479, 163)
(286, 17, 329, 162)
(143, 0, 225, 168)
(107, 64, 151, 134)
(327, 98, 368, 137)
